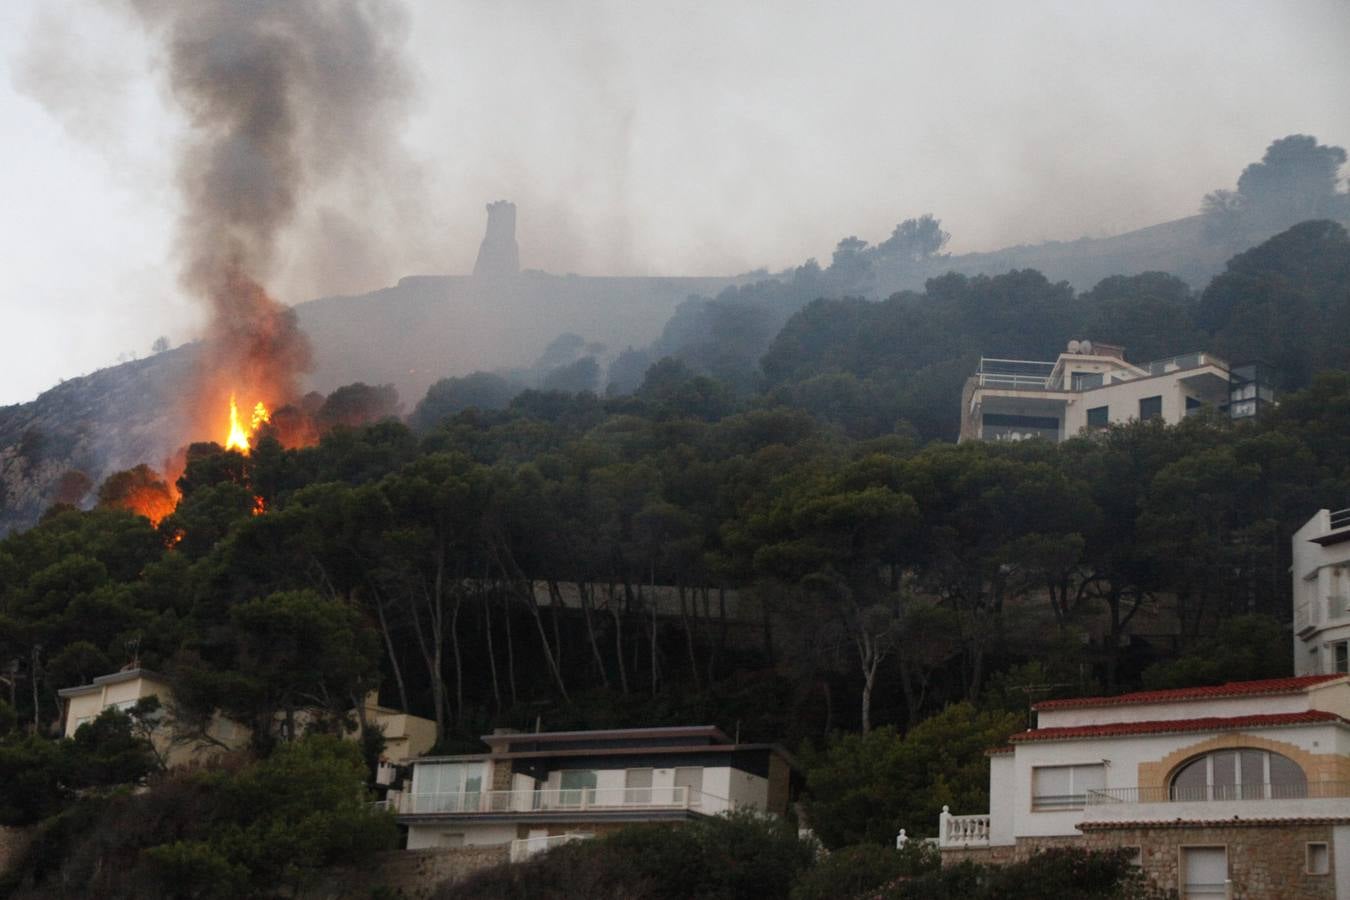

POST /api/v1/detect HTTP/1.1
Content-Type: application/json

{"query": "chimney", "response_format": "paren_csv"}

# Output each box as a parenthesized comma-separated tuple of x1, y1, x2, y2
(473, 200, 521, 278)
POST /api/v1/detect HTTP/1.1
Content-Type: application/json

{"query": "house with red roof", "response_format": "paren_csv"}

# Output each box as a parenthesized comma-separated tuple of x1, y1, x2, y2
(936, 674, 1350, 898)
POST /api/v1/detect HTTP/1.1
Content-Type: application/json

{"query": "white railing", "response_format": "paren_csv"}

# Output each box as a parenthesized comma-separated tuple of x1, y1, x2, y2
(976, 358, 1055, 391)
(402, 785, 725, 815)
(937, 805, 990, 848)
(1144, 352, 1226, 376)
(1086, 782, 1350, 805)
(508, 832, 594, 862)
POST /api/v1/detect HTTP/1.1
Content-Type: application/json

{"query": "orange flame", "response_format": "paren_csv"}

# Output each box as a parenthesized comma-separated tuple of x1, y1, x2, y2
(224, 393, 271, 452)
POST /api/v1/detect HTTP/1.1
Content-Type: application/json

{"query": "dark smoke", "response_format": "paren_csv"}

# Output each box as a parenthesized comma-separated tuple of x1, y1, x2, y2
(125, 0, 415, 437)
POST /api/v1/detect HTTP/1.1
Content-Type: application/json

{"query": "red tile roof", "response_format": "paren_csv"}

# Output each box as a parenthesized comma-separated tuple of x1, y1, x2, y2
(1079, 817, 1350, 831)
(1009, 710, 1346, 743)
(1032, 675, 1345, 712)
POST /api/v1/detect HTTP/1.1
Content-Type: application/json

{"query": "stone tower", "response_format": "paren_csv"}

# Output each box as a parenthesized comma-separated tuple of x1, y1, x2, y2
(473, 200, 520, 278)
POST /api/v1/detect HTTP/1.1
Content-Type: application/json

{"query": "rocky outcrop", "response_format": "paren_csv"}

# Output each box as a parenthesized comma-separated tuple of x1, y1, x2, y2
(0, 347, 194, 535)
(472, 200, 520, 278)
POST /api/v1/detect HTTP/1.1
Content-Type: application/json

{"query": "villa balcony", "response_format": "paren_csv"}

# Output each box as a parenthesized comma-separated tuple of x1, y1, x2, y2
(937, 807, 993, 849)
(397, 785, 724, 817)
(1082, 781, 1350, 825)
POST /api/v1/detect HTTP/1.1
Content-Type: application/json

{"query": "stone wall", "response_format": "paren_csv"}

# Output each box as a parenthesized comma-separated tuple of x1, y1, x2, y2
(0, 826, 35, 879)
(940, 835, 1081, 867)
(1081, 821, 1338, 900)
(320, 846, 510, 899)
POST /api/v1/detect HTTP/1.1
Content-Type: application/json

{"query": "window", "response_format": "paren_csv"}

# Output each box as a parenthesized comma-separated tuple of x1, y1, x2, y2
(1185, 396, 1203, 416)
(411, 762, 485, 813)
(1182, 846, 1228, 898)
(1123, 846, 1142, 868)
(674, 767, 704, 807)
(1335, 642, 1349, 674)
(625, 768, 653, 805)
(1086, 406, 1109, 428)
(559, 769, 598, 807)
(1071, 372, 1103, 391)
(1307, 842, 1330, 875)
(1031, 764, 1105, 810)
(1139, 395, 1162, 421)
(1170, 749, 1306, 801)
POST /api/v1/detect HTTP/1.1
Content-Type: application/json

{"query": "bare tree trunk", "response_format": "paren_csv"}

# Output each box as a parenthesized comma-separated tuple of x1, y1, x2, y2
(546, 580, 566, 672)
(607, 582, 629, 695)
(504, 587, 519, 706)
(484, 584, 502, 713)
(679, 584, 701, 691)
(366, 581, 411, 713)
(578, 581, 610, 689)
(450, 588, 464, 728)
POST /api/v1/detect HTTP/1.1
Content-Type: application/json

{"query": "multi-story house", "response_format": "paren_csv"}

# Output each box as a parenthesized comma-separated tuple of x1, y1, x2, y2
(959, 340, 1273, 443)
(936, 674, 1350, 898)
(59, 668, 433, 769)
(393, 725, 800, 861)
(1294, 507, 1350, 676)
(58, 667, 249, 767)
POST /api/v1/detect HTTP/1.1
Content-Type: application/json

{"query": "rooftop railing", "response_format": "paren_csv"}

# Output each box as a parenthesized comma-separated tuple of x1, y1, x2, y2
(1143, 351, 1228, 376)
(976, 358, 1055, 390)
(1330, 508, 1350, 531)
(1085, 781, 1350, 805)
(401, 785, 725, 816)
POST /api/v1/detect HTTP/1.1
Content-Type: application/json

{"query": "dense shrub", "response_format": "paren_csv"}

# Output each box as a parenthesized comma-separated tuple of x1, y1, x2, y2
(790, 842, 939, 900)
(441, 812, 816, 900)
(874, 847, 1169, 900)
(3, 735, 396, 899)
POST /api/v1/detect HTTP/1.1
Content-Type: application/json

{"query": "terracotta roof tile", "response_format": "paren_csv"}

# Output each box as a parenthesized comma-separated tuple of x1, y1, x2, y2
(1009, 710, 1346, 743)
(1032, 675, 1345, 712)
(1078, 817, 1350, 831)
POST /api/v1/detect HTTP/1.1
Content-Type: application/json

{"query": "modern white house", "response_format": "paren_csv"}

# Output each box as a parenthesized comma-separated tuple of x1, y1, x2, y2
(936, 674, 1350, 898)
(959, 340, 1274, 443)
(394, 725, 799, 861)
(1294, 507, 1350, 677)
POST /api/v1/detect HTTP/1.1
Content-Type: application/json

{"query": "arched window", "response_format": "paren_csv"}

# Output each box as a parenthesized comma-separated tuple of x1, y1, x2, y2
(1169, 749, 1306, 801)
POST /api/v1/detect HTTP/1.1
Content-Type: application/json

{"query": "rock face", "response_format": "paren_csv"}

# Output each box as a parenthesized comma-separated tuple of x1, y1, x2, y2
(472, 200, 520, 278)
(0, 347, 195, 535)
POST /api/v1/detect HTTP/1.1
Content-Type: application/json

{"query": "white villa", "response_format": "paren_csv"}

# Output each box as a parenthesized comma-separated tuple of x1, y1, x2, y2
(937, 674, 1350, 898)
(959, 340, 1273, 443)
(393, 725, 799, 861)
(1295, 507, 1350, 677)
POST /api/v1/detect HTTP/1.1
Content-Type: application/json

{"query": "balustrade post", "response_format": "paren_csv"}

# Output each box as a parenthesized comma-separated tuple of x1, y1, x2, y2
(938, 805, 951, 845)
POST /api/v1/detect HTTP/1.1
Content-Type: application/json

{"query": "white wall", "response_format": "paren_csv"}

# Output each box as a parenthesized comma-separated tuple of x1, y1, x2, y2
(994, 723, 1345, 840)
(1293, 510, 1350, 677)
(987, 754, 1016, 846)
(407, 823, 517, 849)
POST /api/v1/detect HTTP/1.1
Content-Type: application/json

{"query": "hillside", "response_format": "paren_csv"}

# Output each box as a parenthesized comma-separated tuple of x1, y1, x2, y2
(0, 205, 1340, 535)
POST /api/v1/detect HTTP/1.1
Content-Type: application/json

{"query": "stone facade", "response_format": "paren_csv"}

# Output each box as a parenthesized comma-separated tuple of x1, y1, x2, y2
(1080, 821, 1340, 900)
(321, 846, 510, 899)
(0, 826, 35, 879)
(940, 835, 1082, 867)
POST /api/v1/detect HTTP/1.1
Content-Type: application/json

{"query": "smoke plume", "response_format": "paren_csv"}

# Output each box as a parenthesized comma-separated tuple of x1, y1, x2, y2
(125, 0, 415, 440)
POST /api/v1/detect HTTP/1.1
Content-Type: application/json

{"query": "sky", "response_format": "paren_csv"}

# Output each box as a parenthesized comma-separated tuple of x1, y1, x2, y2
(1, 0, 1348, 406)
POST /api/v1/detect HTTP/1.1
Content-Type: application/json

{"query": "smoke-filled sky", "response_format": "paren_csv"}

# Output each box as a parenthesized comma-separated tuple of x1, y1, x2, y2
(2, 0, 1348, 406)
